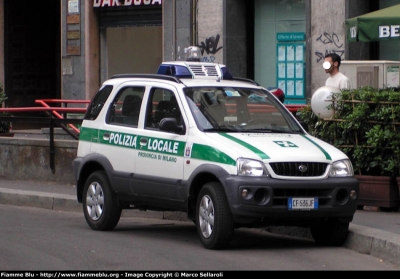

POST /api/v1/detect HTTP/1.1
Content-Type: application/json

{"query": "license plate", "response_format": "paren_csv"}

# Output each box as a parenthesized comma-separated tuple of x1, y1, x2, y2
(288, 197, 318, 210)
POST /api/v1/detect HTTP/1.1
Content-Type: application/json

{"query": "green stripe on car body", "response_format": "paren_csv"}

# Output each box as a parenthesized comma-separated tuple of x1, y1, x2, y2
(219, 133, 270, 160)
(79, 127, 99, 142)
(79, 127, 186, 155)
(301, 134, 332, 160)
(137, 135, 186, 156)
(190, 144, 236, 166)
(81, 128, 288, 166)
(99, 129, 137, 148)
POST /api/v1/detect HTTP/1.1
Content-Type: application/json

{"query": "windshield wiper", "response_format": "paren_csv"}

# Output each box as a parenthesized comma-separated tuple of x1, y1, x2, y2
(202, 125, 238, 132)
(240, 128, 297, 134)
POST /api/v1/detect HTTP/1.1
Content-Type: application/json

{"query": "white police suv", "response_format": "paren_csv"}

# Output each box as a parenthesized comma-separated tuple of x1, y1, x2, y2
(73, 46, 359, 249)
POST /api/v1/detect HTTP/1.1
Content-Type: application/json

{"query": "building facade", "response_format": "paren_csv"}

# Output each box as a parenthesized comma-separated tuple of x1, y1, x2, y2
(0, 0, 399, 116)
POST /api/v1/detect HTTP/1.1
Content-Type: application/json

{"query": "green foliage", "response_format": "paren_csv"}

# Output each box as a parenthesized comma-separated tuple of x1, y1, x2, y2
(299, 86, 400, 177)
(0, 83, 6, 104)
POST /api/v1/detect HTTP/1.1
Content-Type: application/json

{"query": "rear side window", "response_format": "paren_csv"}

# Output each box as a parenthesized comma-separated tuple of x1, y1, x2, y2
(84, 85, 113, 120)
(107, 86, 145, 126)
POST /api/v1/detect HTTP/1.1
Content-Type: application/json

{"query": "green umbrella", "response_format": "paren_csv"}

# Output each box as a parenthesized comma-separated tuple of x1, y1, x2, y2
(346, 4, 400, 42)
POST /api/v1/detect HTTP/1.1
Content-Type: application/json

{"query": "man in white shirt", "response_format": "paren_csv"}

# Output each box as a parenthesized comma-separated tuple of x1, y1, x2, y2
(323, 53, 351, 90)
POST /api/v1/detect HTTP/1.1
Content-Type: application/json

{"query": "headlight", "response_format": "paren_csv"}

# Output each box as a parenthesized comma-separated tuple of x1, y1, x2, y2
(329, 159, 354, 177)
(237, 158, 269, 176)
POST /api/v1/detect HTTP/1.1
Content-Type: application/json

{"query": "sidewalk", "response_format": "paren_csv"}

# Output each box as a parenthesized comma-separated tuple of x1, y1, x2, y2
(0, 178, 399, 266)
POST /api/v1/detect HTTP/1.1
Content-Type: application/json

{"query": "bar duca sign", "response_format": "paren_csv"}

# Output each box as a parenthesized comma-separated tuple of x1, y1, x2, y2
(93, 0, 162, 7)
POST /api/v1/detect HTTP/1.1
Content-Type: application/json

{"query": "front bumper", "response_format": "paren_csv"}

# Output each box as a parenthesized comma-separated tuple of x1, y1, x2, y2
(220, 175, 359, 225)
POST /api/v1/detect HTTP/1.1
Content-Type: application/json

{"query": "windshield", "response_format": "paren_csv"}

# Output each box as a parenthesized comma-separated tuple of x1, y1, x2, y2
(184, 87, 304, 133)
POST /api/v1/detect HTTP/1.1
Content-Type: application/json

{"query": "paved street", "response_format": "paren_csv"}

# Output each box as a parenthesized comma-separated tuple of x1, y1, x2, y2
(0, 178, 399, 267)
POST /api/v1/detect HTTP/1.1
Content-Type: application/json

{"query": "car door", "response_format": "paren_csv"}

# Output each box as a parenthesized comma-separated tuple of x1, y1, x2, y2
(100, 84, 145, 192)
(133, 84, 188, 206)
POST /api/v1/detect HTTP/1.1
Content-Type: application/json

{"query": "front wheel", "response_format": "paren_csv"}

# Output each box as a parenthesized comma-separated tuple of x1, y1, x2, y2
(196, 182, 234, 249)
(310, 218, 349, 246)
(82, 170, 122, 231)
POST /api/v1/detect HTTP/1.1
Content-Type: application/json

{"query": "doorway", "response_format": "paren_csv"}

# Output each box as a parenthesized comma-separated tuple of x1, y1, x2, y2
(4, 0, 61, 118)
(106, 26, 162, 78)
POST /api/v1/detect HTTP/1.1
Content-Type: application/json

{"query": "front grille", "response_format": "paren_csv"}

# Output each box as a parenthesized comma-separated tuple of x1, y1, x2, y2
(188, 65, 219, 77)
(269, 162, 328, 177)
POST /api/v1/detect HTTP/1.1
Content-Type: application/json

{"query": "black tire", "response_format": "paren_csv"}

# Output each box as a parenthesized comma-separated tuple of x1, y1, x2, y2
(82, 170, 122, 231)
(310, 218, 349, 246)
(195, 182, 234, 249)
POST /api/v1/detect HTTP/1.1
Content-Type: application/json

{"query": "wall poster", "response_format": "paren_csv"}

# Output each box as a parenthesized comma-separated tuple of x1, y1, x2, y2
(276, 33, 306, 104)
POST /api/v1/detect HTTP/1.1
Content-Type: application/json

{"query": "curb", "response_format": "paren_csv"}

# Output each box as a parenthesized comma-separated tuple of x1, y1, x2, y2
(0, 188, 182, 219)
(0, 188, 80, 212)
(265, 225, 400, 266)
(345, 224, 400, 266)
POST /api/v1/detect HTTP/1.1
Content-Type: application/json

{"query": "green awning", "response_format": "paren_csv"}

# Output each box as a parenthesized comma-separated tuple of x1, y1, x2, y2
(346, 4, 400, 42)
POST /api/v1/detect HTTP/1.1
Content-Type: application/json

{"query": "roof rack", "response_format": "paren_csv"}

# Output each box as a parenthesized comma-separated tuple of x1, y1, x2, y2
(110, 74, 182, 84)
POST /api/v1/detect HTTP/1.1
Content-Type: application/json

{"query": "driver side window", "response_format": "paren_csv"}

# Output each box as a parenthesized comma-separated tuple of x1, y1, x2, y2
(145, 88, 182, 131)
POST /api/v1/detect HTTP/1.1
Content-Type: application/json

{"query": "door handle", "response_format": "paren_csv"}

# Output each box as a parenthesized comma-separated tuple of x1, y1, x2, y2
(140, 137, 148, 148)
(103, 132, 110, 141)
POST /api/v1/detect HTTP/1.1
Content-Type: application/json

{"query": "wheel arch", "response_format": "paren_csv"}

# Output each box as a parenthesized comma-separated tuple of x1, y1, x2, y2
(186, 164, 230, 220)
(76, 154, 115, 203)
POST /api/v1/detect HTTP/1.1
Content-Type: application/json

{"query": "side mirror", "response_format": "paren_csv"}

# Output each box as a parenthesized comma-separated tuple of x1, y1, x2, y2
(159, 118, 185, 134)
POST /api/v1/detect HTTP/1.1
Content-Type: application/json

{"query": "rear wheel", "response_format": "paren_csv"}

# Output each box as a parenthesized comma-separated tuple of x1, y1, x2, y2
(196, 182, 234, 249)
(310, 218, 349, 246)
(82, 170, 122, 231)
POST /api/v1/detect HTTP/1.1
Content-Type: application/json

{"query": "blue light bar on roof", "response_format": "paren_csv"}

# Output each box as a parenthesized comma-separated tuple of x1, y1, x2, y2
(221, 67, 233, 79)
(157, 65, 193, 78)
(157, 64, 234, 80)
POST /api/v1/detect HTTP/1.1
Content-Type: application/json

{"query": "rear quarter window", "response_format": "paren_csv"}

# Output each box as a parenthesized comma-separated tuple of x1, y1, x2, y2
(84, 85, 113, 120)
(107, 86, 145, 126)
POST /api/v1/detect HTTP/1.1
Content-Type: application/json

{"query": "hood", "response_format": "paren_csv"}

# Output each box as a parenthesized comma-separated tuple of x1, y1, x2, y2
(205, 132, 347, 163)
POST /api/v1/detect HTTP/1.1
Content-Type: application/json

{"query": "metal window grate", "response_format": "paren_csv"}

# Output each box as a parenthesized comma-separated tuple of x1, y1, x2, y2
(188, 65, 219, 77)
(269, 162, 328, 177)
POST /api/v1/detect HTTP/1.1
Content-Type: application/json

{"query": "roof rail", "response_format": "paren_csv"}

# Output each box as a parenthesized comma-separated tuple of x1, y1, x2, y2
(232, 77, 259, 86)
(110, 74, 182, 84)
